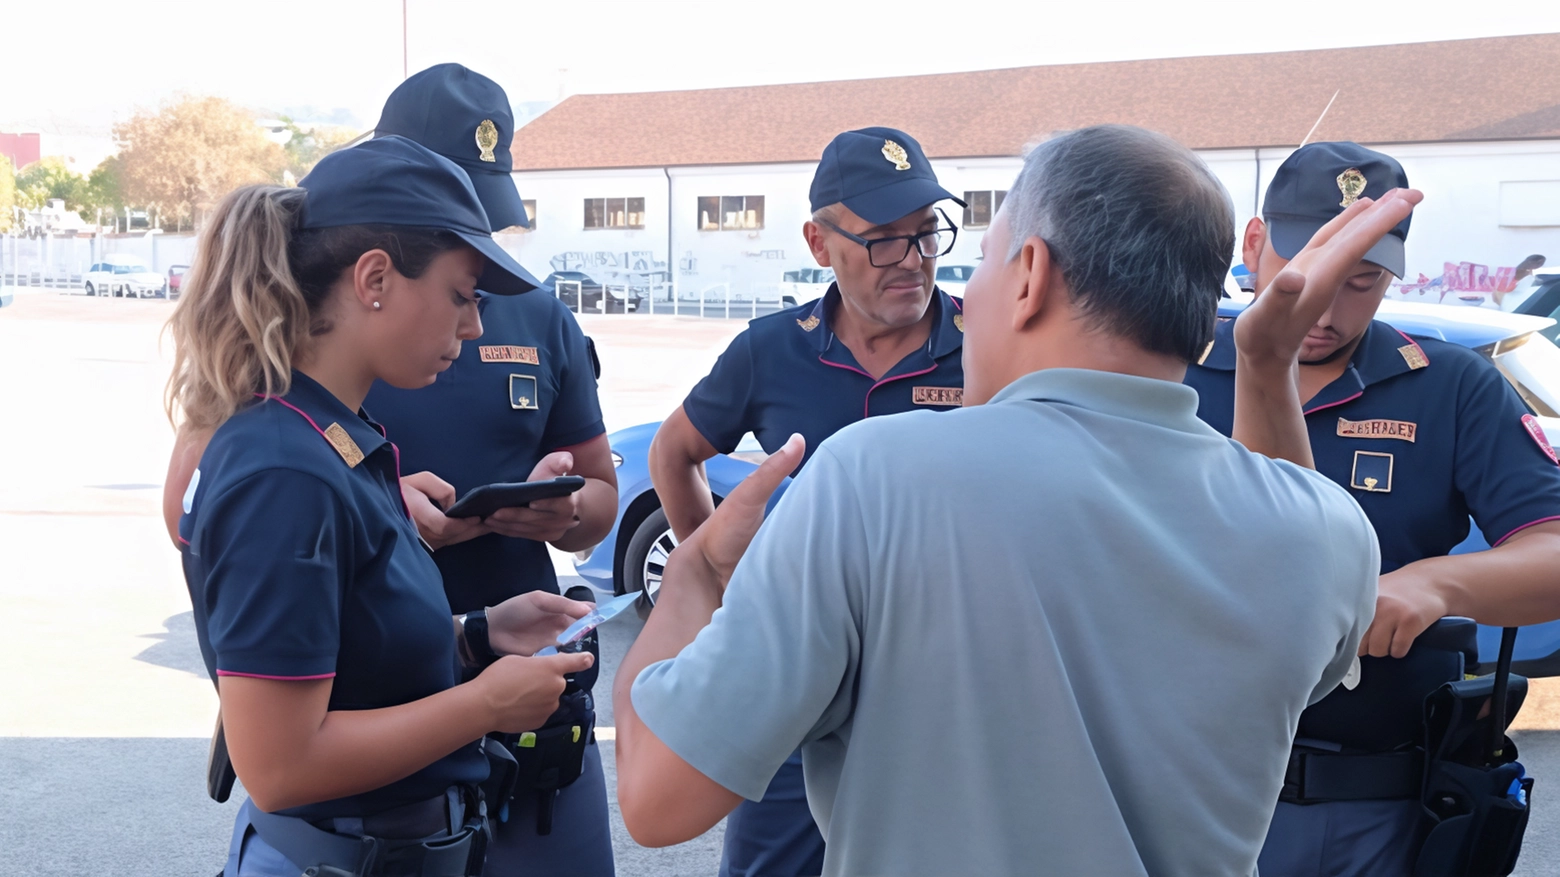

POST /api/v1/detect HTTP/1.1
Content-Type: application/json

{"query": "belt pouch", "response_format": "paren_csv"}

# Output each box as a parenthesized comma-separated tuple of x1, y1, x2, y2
(1414, 672, 1533, 877)
(502, 689, 595, 834)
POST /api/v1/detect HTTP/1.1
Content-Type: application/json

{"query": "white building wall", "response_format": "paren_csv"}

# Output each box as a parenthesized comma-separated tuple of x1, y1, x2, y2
(498, 168, 671, 287)
(668, 163, 816, 302)
(510, 139, 1560, 301)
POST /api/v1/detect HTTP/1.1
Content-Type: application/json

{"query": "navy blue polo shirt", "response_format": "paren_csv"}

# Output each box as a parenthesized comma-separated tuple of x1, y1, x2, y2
(365, 291, 605, 613)
(1186, 317, 1560, 573)
(180, 371, 487, 818)
(684, 284, 965, 468)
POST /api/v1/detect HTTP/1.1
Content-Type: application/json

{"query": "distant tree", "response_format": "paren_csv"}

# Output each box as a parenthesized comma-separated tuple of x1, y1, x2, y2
(114, 95, 287, 228)
(281, 118, 360, 180)
(78, 156, 127, 225)
(0, 155, 15, 232)
(15, 157, 89, 210)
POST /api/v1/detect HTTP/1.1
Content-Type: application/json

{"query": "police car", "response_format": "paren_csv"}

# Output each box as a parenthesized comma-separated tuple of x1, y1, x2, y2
(576, 300, 1560, 674)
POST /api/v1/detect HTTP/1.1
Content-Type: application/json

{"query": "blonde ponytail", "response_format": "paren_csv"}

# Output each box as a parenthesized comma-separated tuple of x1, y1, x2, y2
(165, 186, 310, 431)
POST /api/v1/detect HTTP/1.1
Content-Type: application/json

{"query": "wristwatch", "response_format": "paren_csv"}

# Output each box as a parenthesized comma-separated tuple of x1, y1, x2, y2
(458, 609, 499, 665)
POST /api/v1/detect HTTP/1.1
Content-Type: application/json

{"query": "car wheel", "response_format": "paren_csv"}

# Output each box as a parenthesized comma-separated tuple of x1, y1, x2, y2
(782, 296, 797, 307)
(622, 507, 677, 618)
(85, 282, 95, 296)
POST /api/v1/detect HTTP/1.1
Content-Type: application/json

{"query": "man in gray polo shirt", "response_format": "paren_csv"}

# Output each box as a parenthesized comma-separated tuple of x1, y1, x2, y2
(612, 125, 1421, 875)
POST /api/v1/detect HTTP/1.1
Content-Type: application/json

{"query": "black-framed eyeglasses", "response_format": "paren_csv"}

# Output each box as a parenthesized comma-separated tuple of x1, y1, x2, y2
(817, 207, 959, 268)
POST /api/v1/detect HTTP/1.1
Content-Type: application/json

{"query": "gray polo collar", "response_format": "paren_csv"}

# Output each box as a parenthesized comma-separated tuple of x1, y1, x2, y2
(990, 368, 1215, 436)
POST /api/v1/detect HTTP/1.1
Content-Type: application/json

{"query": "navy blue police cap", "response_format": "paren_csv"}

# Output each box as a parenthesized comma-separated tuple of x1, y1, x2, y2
(299, 135, 541, 295)
(375, 63, 530, 231)
(1263, 142, 1412, 278)
(809, 127, 964, 224)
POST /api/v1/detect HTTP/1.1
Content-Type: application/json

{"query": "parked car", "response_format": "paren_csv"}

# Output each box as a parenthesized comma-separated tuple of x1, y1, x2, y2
(542, 271, 604, 311)
(83, 255, 164, 299)
(167, 265, 189, 301)
(780, 267, 835, 307)
(934, 264, 976, 295)
(576, 298, 1560, 674)
(1505, 272, 1560, 337)
(542, 271, 642, 313)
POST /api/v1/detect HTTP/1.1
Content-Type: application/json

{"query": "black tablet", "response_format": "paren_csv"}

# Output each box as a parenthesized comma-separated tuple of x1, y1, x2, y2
(443, 476, 586, 519)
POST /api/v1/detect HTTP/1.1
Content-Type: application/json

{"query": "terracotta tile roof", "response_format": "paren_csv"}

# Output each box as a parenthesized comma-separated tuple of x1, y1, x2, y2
(511, 33, 1560, 171)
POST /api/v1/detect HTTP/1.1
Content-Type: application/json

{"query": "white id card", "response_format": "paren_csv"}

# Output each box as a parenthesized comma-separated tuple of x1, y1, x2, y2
(535, 591, 640, 655)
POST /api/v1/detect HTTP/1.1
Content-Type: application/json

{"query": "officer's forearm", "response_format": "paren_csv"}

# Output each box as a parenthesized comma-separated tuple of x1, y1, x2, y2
(648, 410, 718, 541)
(551, 476, 616, 551)
(1232, 357, 1315, 468)
(219, 675, 495, 813)
(1404, 524, 1560, 627)
(612, 543, 738, 845)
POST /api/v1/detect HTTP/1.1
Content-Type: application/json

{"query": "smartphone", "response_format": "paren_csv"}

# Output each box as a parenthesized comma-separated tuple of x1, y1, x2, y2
(443, 476, 586, 519)
(535, 591, 641, 656)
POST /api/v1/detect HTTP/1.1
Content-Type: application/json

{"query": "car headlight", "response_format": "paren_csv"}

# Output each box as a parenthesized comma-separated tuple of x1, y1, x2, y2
(610, 450, 623, 468)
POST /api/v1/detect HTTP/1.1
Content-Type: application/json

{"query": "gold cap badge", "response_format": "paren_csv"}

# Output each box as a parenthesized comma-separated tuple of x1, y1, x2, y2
(475, 119, 499, 163)
(881, 140, 911, 171)
(953, 314, 964, 332)
(1337, 167, 1367, 207)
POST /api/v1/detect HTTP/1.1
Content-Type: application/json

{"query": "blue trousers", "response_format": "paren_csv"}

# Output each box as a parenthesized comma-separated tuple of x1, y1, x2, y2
(225, 742, 614, 876)
(719, 751, 826, 877)
(1258, 799, 1422, 877)
(487, 740, 614, 876)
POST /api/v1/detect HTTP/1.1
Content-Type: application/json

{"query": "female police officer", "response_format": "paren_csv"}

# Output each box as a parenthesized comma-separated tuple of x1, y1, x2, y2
(168, 135, 594, 876)
(362, 64, 619, 877)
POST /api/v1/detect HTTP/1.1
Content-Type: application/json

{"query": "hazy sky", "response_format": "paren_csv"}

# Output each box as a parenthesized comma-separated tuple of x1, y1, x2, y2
(6, 0, 1559, 137)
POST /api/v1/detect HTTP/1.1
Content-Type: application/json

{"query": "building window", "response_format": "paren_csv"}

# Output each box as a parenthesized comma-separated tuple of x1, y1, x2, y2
(584, 197, 645, 229)
(961, 190, 1007, 229)
(698, 195, 765, 230)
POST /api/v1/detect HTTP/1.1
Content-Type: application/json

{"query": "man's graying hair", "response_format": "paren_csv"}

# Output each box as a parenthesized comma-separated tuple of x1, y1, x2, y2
(1004, 125, 1234, 363)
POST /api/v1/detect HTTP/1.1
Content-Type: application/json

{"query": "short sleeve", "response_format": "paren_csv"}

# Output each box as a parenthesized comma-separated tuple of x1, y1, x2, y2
(194, 469, 351, 679)
(682, 330, 757, 455)
(540, 307, 606, 451)
(1453, 359, 1560, 545)
(631, 444, 868, 799)
(1307, 493, 1380, 705)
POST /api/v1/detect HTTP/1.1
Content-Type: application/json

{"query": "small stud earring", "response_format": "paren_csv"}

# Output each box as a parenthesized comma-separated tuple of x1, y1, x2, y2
(372, 301, 382, 310)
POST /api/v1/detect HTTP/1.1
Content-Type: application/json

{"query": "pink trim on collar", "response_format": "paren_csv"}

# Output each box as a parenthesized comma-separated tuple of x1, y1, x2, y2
(1303, 390, 1364, 416)
(260, 394, 333, 443)
(863, 365, 939, 419)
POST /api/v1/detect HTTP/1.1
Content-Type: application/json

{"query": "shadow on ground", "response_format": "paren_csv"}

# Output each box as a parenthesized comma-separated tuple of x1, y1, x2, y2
(133, 611, 209, 679)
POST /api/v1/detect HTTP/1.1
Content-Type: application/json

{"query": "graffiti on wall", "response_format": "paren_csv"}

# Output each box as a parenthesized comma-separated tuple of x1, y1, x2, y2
(1394, 259, 1545, 305)
(549, 250, 669, 285)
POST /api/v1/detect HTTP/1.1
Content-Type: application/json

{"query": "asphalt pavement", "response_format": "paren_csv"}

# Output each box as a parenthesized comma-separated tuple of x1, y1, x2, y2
(0, 581, 729, 876)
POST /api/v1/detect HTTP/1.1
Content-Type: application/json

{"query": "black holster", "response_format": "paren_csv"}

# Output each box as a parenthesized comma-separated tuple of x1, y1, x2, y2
(1413, 644, 1533, 877)
(494, 583, 600, 836)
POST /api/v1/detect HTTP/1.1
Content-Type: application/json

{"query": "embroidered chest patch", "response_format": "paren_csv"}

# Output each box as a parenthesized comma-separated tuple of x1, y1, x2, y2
(1350, 450, 1394, 493)
(912, 386, 963, 406)
(1337, 418, 1418, 442)
(480, 345, 540, 364)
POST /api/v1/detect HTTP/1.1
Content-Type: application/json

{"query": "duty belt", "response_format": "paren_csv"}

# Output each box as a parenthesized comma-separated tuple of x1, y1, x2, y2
(244, 784, 488, 877)
(1280, 744, 1423, 803)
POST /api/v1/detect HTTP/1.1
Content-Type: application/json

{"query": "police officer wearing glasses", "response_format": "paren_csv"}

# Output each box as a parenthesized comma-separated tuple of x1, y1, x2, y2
(648, 126, 967, 877)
